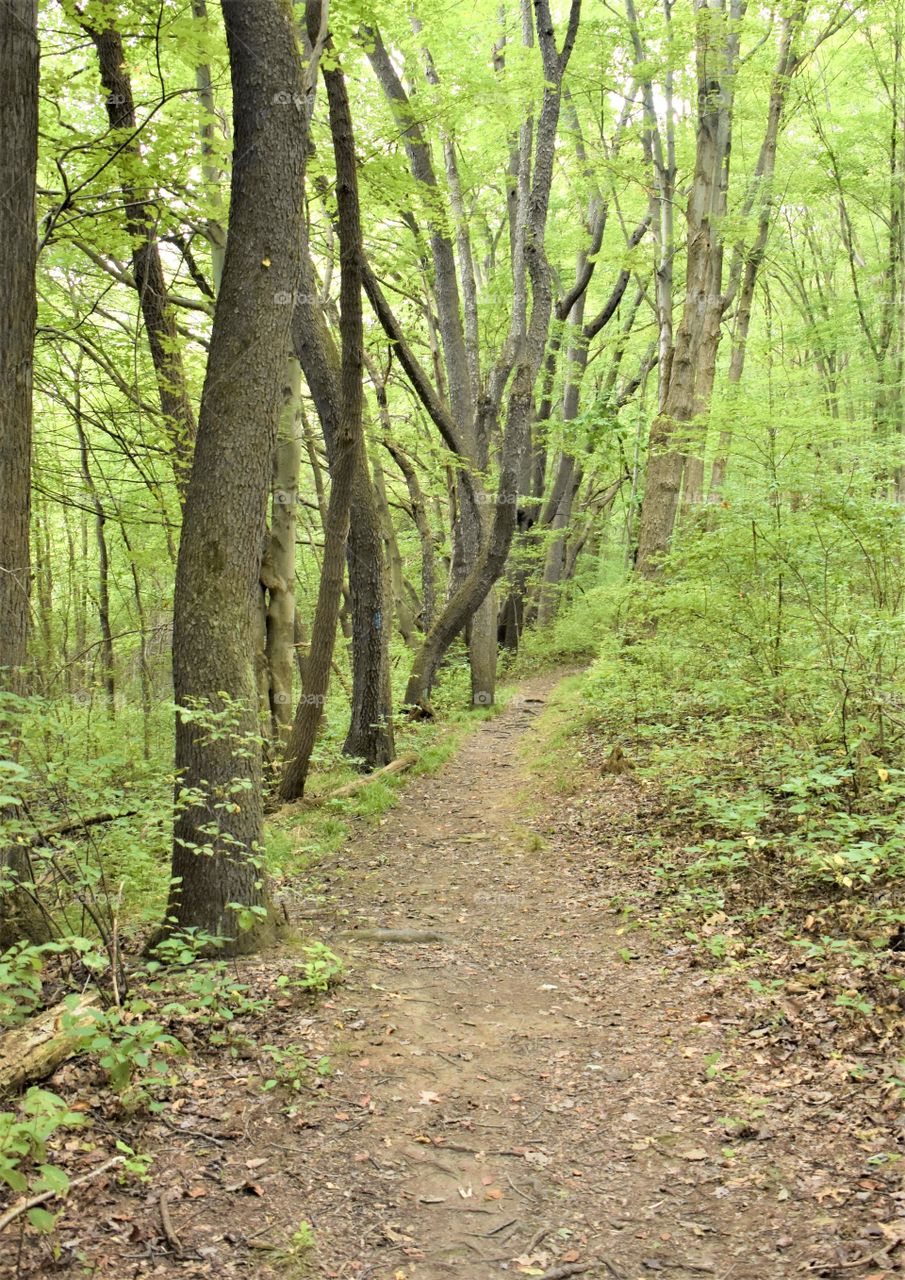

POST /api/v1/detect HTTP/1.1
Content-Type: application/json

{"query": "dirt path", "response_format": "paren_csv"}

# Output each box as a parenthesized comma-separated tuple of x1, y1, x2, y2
(6, 671, 900, 1279)
(255, 670, 900, 1279)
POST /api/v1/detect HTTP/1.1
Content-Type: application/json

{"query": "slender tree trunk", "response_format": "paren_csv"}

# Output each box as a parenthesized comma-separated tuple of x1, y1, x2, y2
(162, 0, 307, 953)
(635, 0, 744, 574)
(74, 382, 115, 714)
(382, 435, 437, 632)
(280, 38, 371, 801)
(291, 234, 394, 769)
(372, 463, 418, 647)
(82, 5, 198, 499)
(708, 7, 802, 498)
(263, 356, 303, 747)
(192, 0, 228, 292)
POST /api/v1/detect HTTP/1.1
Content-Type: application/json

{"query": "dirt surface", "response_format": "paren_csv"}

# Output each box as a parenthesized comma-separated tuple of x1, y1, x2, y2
(3, 671, 903, 1279)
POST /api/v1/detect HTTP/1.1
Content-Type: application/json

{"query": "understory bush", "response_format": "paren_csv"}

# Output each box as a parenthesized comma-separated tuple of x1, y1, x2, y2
(580, 445, 905, 1027)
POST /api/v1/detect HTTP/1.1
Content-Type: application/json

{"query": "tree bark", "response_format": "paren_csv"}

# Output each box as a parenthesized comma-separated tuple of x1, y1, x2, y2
(634, 0, 744, 575)
(263, 356, 304, 748)
(0, 993, 101, 1094)
(0, 0, 47, 949)
(280, 33, 373, 801)
(291, 230, 394, 770)
(82, 6, 198, 499)
(163, 0, 307, 953)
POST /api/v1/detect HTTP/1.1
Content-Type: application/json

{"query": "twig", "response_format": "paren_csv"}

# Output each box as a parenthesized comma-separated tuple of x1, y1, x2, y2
(158, 1188, 182, 1252)
(0, 1155, 125, 1233)
(807, 1243, 898, 1272)
(157, 1113, 225, 1147)
(524, 1226, 549, 1251)
(505, 1173, 534, 1201)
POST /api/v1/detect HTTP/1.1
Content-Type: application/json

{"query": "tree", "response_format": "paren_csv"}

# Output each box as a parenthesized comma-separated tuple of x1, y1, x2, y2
(279, 17, 372, 802)
(366, 0, 583, 713)
(162, 0, 309, 952)
(80, 4, 198, 500)
(634, 0, 745, 576)
(0, 0, 43, 948)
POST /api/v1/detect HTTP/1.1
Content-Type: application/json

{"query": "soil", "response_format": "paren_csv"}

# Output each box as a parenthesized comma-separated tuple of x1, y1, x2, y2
(2, 671, 903, 1279)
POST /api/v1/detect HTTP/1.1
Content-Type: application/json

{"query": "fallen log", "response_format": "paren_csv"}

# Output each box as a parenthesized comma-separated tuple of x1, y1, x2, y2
(308, 751, 418, 805)
(337, 927, 448, 945)
(0, 992, 100, 1094)
(24, 810, 139, 848)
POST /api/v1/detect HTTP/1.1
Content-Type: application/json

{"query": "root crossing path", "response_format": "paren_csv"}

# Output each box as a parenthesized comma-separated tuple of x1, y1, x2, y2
(274, 671, 872, 1279)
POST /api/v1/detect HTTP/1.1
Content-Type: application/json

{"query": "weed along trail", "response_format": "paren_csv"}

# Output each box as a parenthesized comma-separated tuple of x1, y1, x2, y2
(241, 671, 896, 1280)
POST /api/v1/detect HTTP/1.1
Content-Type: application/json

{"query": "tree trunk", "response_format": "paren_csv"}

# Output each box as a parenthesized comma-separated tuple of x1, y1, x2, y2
(263, 356, 303, 748)
(0, 0, 47, 949)
(381, 434, 437, 632)
(0, 993, 101, 1094)
(291, 234, 394, 770)
(280, 38, 371, 801)
(163, 0, 307, 954)
(634, 0, 744, 575)
(372, 463, 418, 647)
(82, 6, 197, 499)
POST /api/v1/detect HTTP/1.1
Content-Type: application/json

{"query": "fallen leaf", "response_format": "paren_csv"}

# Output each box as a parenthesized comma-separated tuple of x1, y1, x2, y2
(419, 1090, 442, 1106)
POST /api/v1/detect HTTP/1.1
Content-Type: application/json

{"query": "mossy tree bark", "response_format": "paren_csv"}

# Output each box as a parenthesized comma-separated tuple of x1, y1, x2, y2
(163, 0, 307, 953)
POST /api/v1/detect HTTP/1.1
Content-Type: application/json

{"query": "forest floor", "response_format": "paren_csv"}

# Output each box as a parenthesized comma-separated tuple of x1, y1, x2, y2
(4, 670, 904, 1280)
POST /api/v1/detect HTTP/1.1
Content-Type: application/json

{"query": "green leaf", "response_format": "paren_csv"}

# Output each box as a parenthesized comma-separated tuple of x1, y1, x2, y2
(26, 1207, 58, 1233)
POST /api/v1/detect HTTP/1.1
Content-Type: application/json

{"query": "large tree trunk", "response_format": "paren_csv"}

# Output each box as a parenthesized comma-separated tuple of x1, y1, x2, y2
(163, 0, 307, 953)
(0, 0, 46, 950)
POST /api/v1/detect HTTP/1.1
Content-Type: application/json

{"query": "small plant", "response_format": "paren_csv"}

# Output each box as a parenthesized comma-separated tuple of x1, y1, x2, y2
(69, 1001, 184, 1102)
(277, 943, 344, 995)
(0, 1087, 84, 1220)
(275, 1219, 316, 1275)
(260, 1044, 331, 1094)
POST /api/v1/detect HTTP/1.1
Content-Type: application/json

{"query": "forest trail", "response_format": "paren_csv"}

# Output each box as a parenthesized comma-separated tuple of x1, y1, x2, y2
(18, 672, 898, 1280)
(243, 669, 890, 1280)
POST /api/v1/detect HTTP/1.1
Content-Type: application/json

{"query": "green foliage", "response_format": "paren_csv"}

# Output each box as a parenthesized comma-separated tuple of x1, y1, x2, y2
(276, 943, 344, 995)
(0, 1088, 83, 1204)
(577, 458, 905, 1030)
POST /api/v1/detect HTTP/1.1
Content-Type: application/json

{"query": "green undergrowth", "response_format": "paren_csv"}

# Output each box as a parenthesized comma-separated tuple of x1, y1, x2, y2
(0, 644, 512, 1228)
(519, 482, 905, 1072)
(539, 580, 905, 1064)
